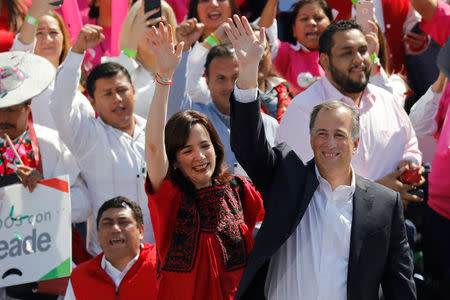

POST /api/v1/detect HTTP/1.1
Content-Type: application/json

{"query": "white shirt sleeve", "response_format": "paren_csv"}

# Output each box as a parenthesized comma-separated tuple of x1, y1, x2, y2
(64, 280, 76, 300)
(9, 33, 35, 52)
(233, 84, 258, 103)
(409, 86, 442, 136)
(186, 42, 211, 103)
(49, 50, 100, 160)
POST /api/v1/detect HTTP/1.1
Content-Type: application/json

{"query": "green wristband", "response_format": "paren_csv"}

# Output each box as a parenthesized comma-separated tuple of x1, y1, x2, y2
(370, 53, 378, 63)
(25, 14, 39, 26)
(205, 34, 220, 47)
(123, 47, 137, 59)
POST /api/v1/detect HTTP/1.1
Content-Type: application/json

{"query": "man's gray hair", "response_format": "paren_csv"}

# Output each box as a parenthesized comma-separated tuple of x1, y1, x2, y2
(309, 100, 360, 141)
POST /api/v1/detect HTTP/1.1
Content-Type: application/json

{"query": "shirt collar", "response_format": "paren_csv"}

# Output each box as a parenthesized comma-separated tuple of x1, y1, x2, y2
(314, 165, 356, 200)
(101, 247, 141, 277)
(290, 41, 311, 52)
(208, 101, 230, 127)
(0, 130, 28, 144)
(98, 114, 146, 139)
(321, 76, 376, 108)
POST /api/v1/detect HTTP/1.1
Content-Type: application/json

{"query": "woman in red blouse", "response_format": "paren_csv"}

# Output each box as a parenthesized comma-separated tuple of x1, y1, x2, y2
(144, 23, 264, 299)
(0, 0, 30, 52)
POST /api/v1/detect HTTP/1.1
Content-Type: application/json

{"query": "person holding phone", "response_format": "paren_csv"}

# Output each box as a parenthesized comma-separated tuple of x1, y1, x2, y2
(101, 0, 178, 118)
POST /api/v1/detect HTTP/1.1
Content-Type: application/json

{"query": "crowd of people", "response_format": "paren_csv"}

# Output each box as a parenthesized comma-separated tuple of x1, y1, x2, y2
(0, 0, 449, 299)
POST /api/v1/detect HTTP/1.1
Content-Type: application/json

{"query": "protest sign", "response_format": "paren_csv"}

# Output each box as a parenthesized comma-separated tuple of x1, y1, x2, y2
(0, 175, 71, 288)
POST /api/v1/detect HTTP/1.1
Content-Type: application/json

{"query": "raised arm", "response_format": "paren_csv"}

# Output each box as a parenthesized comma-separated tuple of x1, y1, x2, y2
(145, 23, 184, 192)
(16, 0, 59, 46)
(410, 0, 438, 22)
(49, 25, 104, 154)
(225, 15, 278, 189)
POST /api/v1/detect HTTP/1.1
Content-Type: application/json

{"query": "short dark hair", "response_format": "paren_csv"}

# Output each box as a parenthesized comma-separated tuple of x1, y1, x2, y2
(319, 20, 363, 56)
(164, 110, 231, 195)
(204, 44, 236, 77)
(187, 0, 240, 24)
(96, 196, 144, 230)
(309, 100, 360, 141)
(86, 62, 132, 98)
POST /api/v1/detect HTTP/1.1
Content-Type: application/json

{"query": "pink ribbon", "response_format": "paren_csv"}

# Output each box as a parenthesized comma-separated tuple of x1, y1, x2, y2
(111, 0, 129, 56)
(60, 0, 83, 45)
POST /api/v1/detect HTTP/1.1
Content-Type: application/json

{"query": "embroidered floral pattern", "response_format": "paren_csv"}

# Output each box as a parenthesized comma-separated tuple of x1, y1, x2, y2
(0, 133, 36, 175)
(162, 176, 249, 273)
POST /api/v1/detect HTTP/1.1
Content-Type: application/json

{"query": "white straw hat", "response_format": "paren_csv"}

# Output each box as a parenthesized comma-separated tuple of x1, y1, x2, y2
(0, 51, 55, 109)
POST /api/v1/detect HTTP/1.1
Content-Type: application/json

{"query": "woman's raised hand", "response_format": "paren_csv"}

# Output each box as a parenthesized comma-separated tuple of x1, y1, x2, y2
(146, 23, 184, 77)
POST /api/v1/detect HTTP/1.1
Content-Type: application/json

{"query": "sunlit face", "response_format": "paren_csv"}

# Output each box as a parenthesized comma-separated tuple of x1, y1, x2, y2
(292, 3, 331, 51)
(322, 29, 371, 94)
(175, 123, 216, 189)
(205, 55, 239, 115)
(90, 72, 136, 133)
(97, 207, 144, 266)
(197, 0, 232, 35)
(34, 15, 64, 67)
(0, 104, 30, 140)
(310, 107, 359, 176)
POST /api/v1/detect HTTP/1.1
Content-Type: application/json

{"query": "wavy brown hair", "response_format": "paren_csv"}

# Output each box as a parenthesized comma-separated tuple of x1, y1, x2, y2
(5, 0, 27, 33)
(165, 110, 231, 195)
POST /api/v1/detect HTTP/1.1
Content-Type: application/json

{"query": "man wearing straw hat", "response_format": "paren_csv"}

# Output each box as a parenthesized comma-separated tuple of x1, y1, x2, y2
(0, 51, 89, 298)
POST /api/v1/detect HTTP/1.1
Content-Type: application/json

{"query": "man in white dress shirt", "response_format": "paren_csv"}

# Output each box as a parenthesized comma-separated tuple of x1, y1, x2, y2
(49, 25, 154, 256)
(225, 15, 416, 300)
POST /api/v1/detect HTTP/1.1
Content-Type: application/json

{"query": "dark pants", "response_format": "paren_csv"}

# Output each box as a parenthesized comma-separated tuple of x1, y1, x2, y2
(423, 205, 450, 298)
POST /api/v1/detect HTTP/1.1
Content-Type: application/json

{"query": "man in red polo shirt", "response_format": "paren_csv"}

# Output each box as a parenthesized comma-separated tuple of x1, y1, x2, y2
(65, 197, 158, 299)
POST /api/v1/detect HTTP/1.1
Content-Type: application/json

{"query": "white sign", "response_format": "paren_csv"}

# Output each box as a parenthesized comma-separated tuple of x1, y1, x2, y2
(0, 175, 72, 288)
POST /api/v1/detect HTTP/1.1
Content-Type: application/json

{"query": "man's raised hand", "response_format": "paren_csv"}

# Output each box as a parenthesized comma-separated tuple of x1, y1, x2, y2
(224, 15, 265, 90)
(72, 25, 105, 54)
(224, 15, 266, 69)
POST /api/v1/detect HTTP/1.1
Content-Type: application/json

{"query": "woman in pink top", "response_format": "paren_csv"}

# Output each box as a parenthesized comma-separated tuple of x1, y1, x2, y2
(272, 0, 332, 95)
(411, 0, 450, 296)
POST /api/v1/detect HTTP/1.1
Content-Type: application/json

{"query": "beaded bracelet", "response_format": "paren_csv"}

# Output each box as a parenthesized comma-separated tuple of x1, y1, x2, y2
(123, 47, 137, 59)
(153, 73, 172, 86)
(25, 14, 39, 26)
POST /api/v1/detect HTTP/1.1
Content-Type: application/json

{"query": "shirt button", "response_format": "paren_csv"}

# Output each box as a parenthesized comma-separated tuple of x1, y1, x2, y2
(386, 24, 391, 29)
(137, 174, 140, 178)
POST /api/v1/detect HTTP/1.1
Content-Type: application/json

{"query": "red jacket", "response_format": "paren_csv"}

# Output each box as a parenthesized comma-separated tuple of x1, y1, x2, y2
(71, 243, 158, 299)
(327, 0, 410, 74)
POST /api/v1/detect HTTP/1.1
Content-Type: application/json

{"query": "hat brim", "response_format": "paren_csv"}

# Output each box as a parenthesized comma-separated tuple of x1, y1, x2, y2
(0, 51, 56, 109)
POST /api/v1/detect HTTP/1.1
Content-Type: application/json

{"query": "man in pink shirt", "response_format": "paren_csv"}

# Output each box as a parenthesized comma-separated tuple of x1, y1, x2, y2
(410, 0, 450, 297)
(278, 20, 424, 207)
